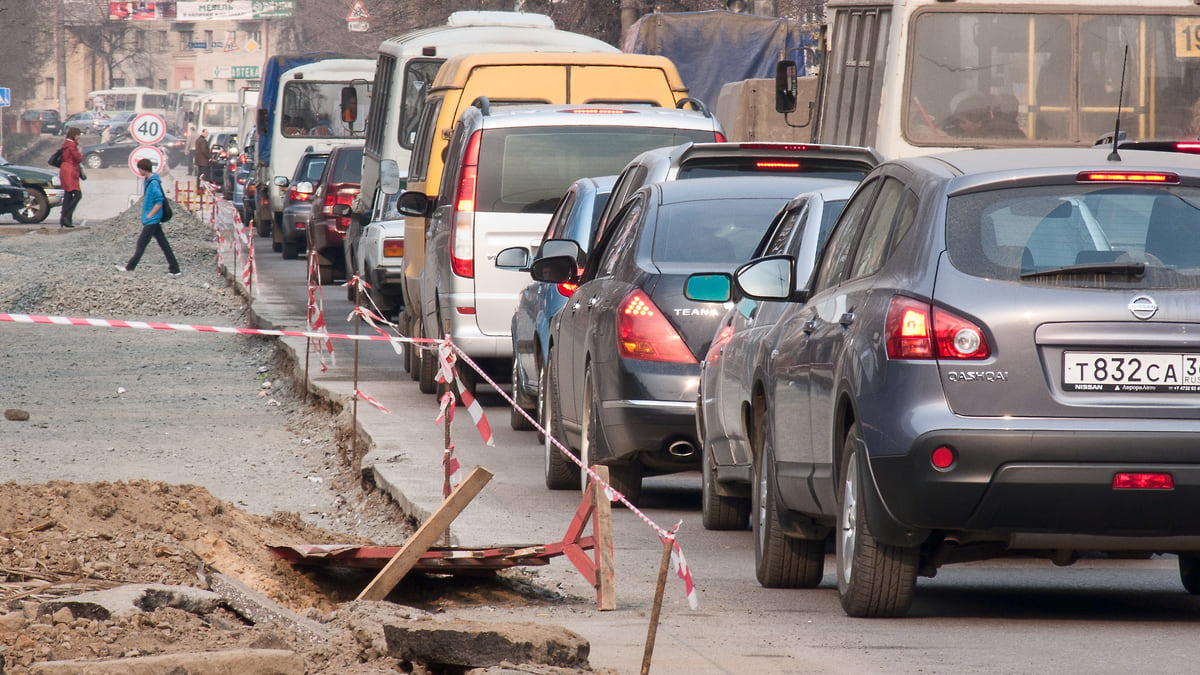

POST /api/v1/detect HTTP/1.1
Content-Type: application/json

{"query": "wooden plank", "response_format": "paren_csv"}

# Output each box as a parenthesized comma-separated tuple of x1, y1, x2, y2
(591, 466, 617, 611)
(356, 466, 493, 601)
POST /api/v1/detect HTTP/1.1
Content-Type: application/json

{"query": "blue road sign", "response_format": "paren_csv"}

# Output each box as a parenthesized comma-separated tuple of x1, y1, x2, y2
(0, 88, 10, 107)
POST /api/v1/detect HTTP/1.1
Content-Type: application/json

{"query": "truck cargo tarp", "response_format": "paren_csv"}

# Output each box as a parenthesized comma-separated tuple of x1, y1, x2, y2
(623, 10, 809, 110)
(257, 52, 351, 165)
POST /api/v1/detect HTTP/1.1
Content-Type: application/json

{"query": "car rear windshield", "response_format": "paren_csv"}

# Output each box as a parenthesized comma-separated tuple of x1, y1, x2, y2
(478, 126, 715, 214)
(295, 156, 328, 184)
(946, 184, 1200, 288)
(327, 148, 363, 184)
(651, 197, 792, 265)
(677, 157, 870, 182)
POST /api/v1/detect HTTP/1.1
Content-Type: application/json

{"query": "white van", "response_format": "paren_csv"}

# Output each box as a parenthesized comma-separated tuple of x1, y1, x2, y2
(191, 91, 241, 136)
(356, 11, 618, 216)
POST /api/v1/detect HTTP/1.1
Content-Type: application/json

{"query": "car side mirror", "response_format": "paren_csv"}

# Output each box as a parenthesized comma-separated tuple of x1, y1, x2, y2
(341, 85, 359, 124)
(396, 190, 431, 218)
(529, 255, 578, 284)
(332, 204, 352, 217)
(537, 238, 584, 266)
(684, 273, 732, 303)
(495, 246, 532, 271)
(380, 159, 402, 195)
(273, 175, 289, 187)
(775, 60, 798, 114)
(734, 255, 800, 301)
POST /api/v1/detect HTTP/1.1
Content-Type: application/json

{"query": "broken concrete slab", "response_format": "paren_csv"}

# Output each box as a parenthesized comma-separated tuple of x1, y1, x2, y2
(37, 583, 223, 621)
(29, 648, 304, 675)
(206, 571, 327, 640)
(385, 620, 590, 670)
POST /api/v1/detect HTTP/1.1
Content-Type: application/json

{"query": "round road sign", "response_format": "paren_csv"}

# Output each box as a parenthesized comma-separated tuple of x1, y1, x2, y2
(130, 113, 166, 145)
(128, 145, 167, 177)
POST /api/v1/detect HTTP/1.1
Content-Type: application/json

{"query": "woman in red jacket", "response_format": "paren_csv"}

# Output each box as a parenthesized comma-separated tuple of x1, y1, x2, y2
(58, 127, 84, 228)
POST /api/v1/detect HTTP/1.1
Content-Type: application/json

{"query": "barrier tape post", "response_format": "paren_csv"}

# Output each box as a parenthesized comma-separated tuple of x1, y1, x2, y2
(442, 391, 453, 547)
(641, 532, 675, 675)
(356, 466, 493, 602)
(350, 278, 361, 465)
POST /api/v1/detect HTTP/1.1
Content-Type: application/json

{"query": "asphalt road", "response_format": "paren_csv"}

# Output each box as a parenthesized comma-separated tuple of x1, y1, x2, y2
(59, 169, 1200, 674)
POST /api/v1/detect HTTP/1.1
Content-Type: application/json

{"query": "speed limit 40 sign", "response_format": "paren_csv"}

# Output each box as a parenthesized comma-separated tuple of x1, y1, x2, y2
(130, 113, 166, 145)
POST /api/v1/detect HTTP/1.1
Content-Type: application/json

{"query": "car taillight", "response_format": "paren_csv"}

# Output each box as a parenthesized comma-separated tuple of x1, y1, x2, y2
(450, 130, 481, 278)
(288, 187, 311, 201)
(885, 296, 989, 360)
(557, 282, 578, 297)
(383, 239, 404, 258)
(714, 131, 726, 143)
(617, 289, 696, 363)
(705, 323, 735, 363)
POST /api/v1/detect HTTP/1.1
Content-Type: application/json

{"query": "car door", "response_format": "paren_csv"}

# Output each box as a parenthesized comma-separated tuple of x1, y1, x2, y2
(556, 193, 646, 447)
(768, 177, 881, 515)
(805, 176, 915, 513)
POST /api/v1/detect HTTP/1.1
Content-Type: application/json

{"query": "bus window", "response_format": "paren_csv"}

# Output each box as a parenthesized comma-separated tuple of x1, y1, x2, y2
(281, 80, 372, 138)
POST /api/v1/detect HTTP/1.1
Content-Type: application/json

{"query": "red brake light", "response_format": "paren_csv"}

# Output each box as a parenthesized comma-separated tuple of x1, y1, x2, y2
(755, 160, 801, 170)
(1175, 142, 1200, 153)
(563, 108, 632, 115)
(288, 187, 311, 201)
(1077, 171, 1178, 184)
(1113, 473, 1174, 490)
(713, 131, 726, 143)
(557, 281, 578, 297)
(885, 296, 989, 360)
(739, 143, 819, 151)
(617, 290, 696, 363)
(451, 131, 481, 278)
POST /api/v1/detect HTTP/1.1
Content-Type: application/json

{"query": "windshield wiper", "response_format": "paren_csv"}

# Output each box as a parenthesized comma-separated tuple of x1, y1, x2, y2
(1020, 262, 1145, 280)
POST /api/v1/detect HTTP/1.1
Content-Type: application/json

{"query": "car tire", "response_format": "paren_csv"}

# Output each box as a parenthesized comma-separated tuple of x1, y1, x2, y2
(1180, 554, 1200, 594)
(605, 464, 642, 507)
(84, 153, 103, 170)
(256, 212, 272, 238)
(14, 188, 49, 224)
(281, 233, 299, 259)
(543, 350, 578, 490)
(509, 357, 535, 431)
(702, 443, 750, 531)
(836, 423, 918, 618)
(752, 417, 823, 587)
(418, 323, 437, 395)
(405, 312, 420, 382)
(532, 361, 546, 444)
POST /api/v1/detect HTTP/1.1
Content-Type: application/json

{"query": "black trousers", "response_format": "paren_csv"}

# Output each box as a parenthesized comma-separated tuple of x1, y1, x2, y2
(60, 189, 81, 226)
(126, 223, 180, 273)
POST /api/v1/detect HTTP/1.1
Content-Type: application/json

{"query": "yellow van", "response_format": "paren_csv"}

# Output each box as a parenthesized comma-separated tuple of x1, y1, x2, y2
(398, 51, 691, 368)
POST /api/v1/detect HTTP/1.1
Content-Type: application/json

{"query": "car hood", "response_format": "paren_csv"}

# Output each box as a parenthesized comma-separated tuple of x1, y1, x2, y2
(2, 163, 56, 185)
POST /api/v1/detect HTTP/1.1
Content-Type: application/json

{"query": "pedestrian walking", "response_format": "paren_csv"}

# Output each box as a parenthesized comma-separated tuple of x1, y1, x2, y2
(117, 158, 181, 276)
(58, 127, 84, 228)
(193, 128, 211, 187)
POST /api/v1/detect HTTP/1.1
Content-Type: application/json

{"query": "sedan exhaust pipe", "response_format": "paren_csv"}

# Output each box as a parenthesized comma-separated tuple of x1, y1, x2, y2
(667, 440, 696, 458)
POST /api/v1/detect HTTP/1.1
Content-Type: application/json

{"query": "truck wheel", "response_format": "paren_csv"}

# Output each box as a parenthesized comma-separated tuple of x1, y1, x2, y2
(14, 188, 49, 224)
(836, 423, 918, 617)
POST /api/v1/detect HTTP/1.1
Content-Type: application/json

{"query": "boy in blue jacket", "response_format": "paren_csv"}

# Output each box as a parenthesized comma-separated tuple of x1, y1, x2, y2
(118, 158, 181, 276)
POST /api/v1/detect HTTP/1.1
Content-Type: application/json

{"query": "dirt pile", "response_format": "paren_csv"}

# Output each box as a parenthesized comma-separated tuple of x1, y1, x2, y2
(0, 209, 596, 674)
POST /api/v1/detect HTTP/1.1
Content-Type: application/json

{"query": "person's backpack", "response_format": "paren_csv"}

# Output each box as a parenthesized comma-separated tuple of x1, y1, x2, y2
(160, 200, 173, 222)
(48, 148, 63, 168)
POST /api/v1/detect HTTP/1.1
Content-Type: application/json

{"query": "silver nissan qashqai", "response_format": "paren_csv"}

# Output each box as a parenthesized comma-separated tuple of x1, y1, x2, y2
(689, 146, 1200, 618)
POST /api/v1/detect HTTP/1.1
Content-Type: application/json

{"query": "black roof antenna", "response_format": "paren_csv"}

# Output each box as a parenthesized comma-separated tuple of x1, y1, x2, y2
(1108, 45, 1129, 163)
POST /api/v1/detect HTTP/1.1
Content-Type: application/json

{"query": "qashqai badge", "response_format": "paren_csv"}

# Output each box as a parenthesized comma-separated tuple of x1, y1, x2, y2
(1128, 295, 1158, 320)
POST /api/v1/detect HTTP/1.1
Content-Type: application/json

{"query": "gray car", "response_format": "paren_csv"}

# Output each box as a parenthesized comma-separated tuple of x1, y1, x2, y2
(273, 150, 328, 260)
(687, 147, 1200, 618)
(695, 183, 856, 534)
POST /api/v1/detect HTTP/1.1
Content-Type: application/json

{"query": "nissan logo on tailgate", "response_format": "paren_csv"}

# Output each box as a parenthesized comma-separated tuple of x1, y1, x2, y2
(1128, 295, 1158, 320)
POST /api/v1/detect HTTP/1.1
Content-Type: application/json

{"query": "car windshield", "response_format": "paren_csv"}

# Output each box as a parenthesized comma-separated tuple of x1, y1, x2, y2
(651, 197, 793, 265)
(946, 184, 1200, 288)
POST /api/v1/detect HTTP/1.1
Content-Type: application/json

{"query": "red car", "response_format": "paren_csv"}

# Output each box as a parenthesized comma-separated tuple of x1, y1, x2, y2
(307, 145, 362, 284)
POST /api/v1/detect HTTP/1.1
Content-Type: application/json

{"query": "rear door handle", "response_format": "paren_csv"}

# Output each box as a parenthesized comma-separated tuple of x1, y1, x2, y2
(839, 312, 855, 327)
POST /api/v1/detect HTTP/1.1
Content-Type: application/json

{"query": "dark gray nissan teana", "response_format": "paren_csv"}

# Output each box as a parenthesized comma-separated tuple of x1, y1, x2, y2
(689, 147, 1200, 618)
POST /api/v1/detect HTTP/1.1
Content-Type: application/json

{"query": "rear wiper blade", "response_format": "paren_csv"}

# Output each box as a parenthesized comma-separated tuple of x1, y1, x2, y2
(1020, 262, 1145, 280)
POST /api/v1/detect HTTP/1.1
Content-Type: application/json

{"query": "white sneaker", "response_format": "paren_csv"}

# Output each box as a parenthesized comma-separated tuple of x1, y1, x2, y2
(115, 265, 130, 272)
(167, 271, 182, 277)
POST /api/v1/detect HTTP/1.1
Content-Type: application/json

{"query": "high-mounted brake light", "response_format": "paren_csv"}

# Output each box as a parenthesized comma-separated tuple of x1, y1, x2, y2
(450, 130, 481, 278)
(885, 296, 990, 360)
(739, 143, 819, 151)
(562, 108, 632, 115)
(1175, 142, 1200, 153)
(1077, 171, 1179, 184)
(617, 290, 696, 363)
(756, 160, 801, 170)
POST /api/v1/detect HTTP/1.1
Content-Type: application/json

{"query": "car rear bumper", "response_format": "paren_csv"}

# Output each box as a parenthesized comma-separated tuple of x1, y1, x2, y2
(871, 428, 1200, 539)
(368, 264, 405, 296)
(594, 359, 701, 473)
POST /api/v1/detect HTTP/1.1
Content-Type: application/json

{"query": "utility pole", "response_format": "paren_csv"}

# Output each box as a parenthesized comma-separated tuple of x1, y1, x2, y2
(58, 0, 68, 117)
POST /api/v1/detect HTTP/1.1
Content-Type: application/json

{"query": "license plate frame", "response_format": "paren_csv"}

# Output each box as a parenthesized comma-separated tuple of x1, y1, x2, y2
(1063, 351, 1200, 392)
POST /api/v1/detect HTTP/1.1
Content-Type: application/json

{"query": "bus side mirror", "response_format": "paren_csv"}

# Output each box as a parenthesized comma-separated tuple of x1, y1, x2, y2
(775, 60, 798, 114)
(341, 86, 358, 124)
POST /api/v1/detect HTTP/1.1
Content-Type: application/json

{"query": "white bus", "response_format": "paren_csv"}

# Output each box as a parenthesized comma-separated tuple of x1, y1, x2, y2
(789, 0, 1200, 159)
(356, 11, 618, 215)
(168, 88, 212, 133)
(87, 87, 171, 119)
(191, 91, 241, 136)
